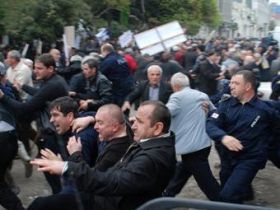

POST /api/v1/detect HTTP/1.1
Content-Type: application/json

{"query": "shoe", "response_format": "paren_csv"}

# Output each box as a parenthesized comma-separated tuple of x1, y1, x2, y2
(242, 186, 255, 201)
(24, 161, 33, 178)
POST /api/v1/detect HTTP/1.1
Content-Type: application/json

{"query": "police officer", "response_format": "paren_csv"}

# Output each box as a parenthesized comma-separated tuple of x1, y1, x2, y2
(206, 70, 280, 203)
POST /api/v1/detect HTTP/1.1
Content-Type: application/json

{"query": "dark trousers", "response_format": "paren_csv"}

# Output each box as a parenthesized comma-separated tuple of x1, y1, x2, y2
(219, 157, 261, 203)
(0, 131, 24, 210)
(164, 147, 220, 201)
(28, 192, 92, 210)
(268, 143, 280, 169)
(17, 120, 37, 155)
(28, 194, 78, 210)
(40, 133, 66, 194)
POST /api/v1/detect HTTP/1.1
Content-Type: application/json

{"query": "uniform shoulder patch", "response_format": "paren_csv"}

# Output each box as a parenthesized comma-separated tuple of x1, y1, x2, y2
(219, 94, 231, 103)
(210, 112, 219, 119)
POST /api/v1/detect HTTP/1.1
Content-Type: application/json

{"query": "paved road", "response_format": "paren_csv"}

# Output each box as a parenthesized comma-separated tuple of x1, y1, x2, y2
(2, 147, 279, 210)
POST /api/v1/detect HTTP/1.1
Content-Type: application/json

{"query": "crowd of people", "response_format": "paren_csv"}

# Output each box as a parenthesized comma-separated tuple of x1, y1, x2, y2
(0, 36, 280, 210)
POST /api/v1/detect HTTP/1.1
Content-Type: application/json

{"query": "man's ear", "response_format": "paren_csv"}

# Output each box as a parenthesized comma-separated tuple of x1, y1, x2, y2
(66, 112, 75, 121)
(48, 66, 55, 73)
(245, 82, 252, 91)
(153, 122, 164, 136)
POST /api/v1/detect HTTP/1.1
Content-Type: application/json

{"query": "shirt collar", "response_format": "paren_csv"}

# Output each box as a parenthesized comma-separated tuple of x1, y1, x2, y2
(149, 82, 160, 88)
(140, 131, 171, 143)
(230, 95, 258, 107)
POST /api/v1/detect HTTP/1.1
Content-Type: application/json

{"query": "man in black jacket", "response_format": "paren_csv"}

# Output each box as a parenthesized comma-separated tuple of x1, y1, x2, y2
(28, 104, 132, 210)
(29, 101, 176, 210)
(69, 58, 112, 111)
(196, 50, 224, 101)
(0, 53, 69, 194)
(122, 65, 172, 112)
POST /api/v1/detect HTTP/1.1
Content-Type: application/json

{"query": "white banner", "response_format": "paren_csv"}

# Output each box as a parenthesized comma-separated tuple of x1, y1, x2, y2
(64, 26, 75, 48)
(63, 34, 69, 61)
(21, 44, 29, 58)
(118, 30, 134, 48)
(134, 21, 187, 55)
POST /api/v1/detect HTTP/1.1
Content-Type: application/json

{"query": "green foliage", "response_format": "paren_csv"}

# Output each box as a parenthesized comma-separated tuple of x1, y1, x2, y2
(110, 21, 129, 37)
(3, 0, 92, 43)
(0, 1, 5, 35)
(104, 0, 130, 10)
(1, 0, 221, 43)
(134, 0, 221, 35)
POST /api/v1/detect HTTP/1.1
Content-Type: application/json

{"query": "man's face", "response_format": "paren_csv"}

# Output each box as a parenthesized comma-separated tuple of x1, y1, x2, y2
(230, 75, 248, 100)
(209, 54, 221, 64)
(94, 110, 115, 141)
(132, 105, 157, 141)
(6, 53, 17, 67)
(50, 108, 73, 135)
(50, 50, 61, 62)
(34, 61, 53, 80)
(147, 68, 161, 86)
(82, 63, 96, 79)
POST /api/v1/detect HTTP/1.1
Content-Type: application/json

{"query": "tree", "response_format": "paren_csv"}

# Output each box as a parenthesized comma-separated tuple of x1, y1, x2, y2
(1, 0, 221, 45)
(131, 0, 221, 35)
(3, 0, 93, 44)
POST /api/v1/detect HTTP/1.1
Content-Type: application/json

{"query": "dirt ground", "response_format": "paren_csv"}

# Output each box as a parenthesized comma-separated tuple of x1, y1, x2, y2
(1, 146, 279, 210)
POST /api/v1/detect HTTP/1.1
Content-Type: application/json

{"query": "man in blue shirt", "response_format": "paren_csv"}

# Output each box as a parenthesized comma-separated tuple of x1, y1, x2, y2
(206, 70, 280, 203)
(163, 73, 220, 200)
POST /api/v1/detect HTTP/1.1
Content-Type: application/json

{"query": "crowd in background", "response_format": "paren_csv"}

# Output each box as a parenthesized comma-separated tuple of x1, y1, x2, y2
(0, 35, 280, 210)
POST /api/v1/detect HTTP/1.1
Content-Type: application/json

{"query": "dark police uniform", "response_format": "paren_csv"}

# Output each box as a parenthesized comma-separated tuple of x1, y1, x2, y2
(206, 95, 280, 203)
(100, 52, 134, 106)
(265, 100, 280, 168)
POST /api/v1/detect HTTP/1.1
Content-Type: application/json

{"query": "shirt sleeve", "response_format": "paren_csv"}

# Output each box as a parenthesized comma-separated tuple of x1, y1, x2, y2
(65, 153, 158, 196)
(206, 104, 227, 142)
(166, 94, 181, 117)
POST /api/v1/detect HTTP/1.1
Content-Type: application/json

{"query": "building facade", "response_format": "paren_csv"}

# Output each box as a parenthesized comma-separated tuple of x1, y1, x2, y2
(217, 0, 270, 38)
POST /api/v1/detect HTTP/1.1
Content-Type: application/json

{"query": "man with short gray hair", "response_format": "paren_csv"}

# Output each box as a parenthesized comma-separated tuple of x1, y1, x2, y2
(163, 72, 220, 200)
(6, 50, 33, 101)
(122, 65, 172, 112)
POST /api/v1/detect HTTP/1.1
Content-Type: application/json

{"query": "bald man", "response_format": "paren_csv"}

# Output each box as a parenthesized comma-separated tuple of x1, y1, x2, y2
(28, 104, 133, 210)
(100, 43, 134, 106)
(29, 101, 176, 210)
(49, 48, 65, 73)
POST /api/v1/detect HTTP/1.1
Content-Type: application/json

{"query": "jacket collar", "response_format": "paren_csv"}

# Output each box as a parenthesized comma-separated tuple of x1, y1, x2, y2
(230, 95, 258, 107)
(139, 132, 175, 150)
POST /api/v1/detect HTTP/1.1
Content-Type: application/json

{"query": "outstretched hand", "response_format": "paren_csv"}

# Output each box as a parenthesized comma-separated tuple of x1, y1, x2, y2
(40, 148, 62, 161)
(30, 158, 65, 175)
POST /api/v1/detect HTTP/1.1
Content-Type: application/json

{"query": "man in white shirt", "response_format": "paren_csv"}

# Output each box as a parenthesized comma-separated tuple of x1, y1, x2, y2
(6, 50, 33, 101)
